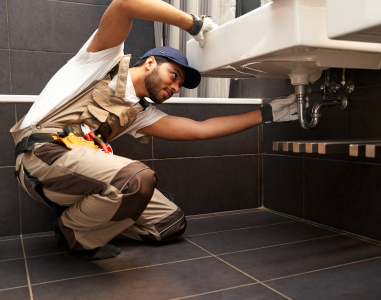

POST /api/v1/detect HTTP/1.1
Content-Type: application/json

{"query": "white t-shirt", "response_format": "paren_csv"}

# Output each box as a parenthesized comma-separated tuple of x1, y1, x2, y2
(20, 30, 167, 138)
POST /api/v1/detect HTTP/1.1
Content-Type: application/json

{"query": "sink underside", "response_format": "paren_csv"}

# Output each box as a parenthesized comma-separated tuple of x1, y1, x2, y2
(186, 0, 381, 85)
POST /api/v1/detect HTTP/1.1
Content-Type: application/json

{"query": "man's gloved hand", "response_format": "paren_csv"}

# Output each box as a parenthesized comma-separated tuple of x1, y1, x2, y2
(260, 94, 306, 123)
(186, 14, 219, 48)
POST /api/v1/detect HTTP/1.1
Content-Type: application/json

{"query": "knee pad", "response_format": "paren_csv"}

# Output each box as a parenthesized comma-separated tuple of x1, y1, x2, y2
(111, 162, 157, 221)
(156, 208, 187, 241)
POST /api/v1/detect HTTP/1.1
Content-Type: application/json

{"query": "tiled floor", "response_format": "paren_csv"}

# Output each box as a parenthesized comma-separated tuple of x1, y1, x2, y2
(2, 208, 381, 300)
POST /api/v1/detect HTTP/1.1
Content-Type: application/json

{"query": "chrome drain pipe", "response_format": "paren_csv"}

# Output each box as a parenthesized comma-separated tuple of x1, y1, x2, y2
(295, 85, 348, 130)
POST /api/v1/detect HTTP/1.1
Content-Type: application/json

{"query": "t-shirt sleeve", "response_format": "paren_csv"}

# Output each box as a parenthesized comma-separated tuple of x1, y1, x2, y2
(124, 105, 168, 138)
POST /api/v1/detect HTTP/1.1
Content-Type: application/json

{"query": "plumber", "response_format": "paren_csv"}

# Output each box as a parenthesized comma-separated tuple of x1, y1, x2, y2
(10, 0, 297, 260)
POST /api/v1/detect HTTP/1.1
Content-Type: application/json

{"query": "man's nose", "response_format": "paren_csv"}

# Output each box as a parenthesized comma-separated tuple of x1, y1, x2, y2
(171, 82, 180, 94)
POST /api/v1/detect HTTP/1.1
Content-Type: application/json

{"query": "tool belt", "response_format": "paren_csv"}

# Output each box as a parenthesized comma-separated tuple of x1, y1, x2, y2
(15, 133, 55, 157)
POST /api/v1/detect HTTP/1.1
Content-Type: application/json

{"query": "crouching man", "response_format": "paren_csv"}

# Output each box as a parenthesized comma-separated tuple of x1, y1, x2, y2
(10, 0, 297, 260)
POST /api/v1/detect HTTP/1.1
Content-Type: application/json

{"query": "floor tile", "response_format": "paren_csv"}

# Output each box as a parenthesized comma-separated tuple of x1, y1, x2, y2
(266, 256, 381, 300)
(179, 283, 285, 300)
(0, 260, 28, 290)
(186, 210, 293, 236)
(186, 221, 337, 255)
(0, 287, 30, 300)
(31, 257, 254, 300)
(0, 239, 24, 261)
(27, 238, 210, 284)
(220, 235, 381, 281)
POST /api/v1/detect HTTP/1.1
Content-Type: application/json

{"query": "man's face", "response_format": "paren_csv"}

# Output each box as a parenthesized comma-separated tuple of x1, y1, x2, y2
(144, 61, 185, 104)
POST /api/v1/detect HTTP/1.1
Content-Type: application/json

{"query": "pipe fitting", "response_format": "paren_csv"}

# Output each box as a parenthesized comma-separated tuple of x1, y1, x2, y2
(295, 85, 348, 130)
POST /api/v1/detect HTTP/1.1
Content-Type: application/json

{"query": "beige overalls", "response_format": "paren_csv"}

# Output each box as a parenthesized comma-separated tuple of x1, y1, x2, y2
(10, 55, 186, 251)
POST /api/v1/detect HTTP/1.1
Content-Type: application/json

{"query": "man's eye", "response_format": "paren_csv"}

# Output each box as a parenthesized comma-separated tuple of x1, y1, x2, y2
(172, 73, 177, 79)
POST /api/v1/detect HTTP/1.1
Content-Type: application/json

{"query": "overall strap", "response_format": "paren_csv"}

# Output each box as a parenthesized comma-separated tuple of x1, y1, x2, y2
(115, 55, 131, 98)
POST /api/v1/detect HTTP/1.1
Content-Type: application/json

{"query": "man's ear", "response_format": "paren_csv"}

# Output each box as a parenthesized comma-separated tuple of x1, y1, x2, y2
(144, 56, 157, 71)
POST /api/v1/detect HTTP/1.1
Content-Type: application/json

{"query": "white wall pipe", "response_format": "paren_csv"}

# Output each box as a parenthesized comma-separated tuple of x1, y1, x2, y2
(0, 95, 262, 105)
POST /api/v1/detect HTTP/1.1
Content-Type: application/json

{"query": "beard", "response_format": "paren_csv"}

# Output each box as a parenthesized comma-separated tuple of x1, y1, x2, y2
(144, 66, 165, 104)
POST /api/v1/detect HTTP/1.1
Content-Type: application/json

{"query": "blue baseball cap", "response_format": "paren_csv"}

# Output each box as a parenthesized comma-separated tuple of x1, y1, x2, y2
(140, 46, 201, 89)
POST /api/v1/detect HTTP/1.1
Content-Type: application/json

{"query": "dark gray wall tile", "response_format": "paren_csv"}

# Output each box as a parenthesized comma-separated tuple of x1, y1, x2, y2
(228, 79, 240, 98)
(263, 155, 304, 218)
(11, 51, 74, 95)
(16, 103, 33, 123)
(0, 168, 20, 237)
(350, 86, 381, 139)
(8, 0, 104, 52)
(0, 103, 16, 166)
(263, 120, 305, 155)
(123, 19, 156, 56)
(305, 159, 381, 241)
(153, 104, 260, 159)
(0, 0, 8, 49)
(345, 67, 381, 88)
(0, 50, 11, 94)
(154, 155, 259, 215)
(110, 135, 152, 161)
(236, 0, 261, 17)
(241, 78, 294, 99)
(67, 0, 111, 5)
(20, 189, 55, 234)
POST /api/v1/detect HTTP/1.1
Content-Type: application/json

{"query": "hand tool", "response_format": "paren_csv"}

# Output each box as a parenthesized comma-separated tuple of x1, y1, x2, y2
(81, 124, 109, 153)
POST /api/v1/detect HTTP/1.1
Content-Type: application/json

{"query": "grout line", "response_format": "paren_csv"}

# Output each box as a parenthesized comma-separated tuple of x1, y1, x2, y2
(261, 152, 265, 207)
(151, 135, 155, 171)
(47, 0, 108, 7)
(184, 238, 292, 300)
(186, 208, 263, 220)
(217, 234, 344, 256)
(264, 208, 381, 247)
(18, 186, 22, 236)
(10, 49, 76, 55)
(262, 255, 381, 284)
(22, 233, 55, 239)
(0, 285, 30, 293)
(5, 0, 12, 95)
(152, 153, 260, 162)
(263, 152, 381, 167)
(26, 251, 70, 259)
(184, 221, 297, 237)
(302, 157, 305, 219)
(0, 257, 24, 263)
(20, 235, 34, 300)
(0, 236, 21, 242)
(31, 255, 213, 287)
(169, 282, 260, 300)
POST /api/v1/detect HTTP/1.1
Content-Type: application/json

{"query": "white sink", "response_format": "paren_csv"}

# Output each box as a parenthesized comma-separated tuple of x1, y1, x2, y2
(187, 0, 381, 85)
(327, 0, 381, 43)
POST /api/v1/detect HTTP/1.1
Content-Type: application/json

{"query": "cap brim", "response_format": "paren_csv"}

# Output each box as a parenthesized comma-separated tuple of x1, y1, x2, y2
(168, 58, 201, 89)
